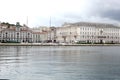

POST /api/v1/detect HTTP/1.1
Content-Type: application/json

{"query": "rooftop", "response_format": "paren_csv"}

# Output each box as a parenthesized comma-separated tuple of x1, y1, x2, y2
(63, 22, 120, 28)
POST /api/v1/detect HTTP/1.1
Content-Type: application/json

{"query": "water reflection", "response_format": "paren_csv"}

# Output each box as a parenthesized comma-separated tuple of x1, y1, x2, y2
(0, 46, 120, 80)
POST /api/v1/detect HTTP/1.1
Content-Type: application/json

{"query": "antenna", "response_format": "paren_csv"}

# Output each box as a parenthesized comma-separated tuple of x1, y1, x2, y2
(26, 16, 28, 26)
(49, 16, 52, 41)
(49, 16, 51, 27)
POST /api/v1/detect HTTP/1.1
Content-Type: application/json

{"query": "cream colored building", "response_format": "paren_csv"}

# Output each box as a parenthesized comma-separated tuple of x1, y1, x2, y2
(56, 22, 120, 44)
(31, 26, 50, 43)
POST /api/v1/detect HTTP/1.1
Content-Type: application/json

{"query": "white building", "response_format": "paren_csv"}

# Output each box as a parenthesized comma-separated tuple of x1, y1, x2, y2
(56, 22, 120, 44)
(31, 27, 49, 43)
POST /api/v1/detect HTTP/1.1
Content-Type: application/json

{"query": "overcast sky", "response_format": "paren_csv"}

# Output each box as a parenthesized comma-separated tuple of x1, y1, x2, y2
(0, 0, 120, 27)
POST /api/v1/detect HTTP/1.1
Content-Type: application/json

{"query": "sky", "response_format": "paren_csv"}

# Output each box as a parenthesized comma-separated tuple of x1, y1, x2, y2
(0, 0, 120, 27)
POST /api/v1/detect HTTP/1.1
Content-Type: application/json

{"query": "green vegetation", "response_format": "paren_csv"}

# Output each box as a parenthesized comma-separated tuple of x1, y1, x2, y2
(1, 40, 20, 43)
(1, 22, 22, 27)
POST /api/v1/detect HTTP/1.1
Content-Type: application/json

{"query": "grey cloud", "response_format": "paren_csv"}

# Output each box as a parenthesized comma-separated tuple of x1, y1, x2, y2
(60, 0, 120, 25)
(100, 9, 120, 21)
(34, 0, 120, 27)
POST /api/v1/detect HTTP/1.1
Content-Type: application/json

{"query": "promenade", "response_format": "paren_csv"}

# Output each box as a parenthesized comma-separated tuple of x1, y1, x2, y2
(0, 43, 120, 46)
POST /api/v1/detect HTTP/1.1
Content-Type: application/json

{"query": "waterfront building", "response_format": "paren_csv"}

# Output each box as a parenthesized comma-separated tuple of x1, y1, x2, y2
(32, 31, 41, 43)
(20, 25, 32, 43)
(33, 26, 57, 43)
(31, 26, 50, 43)
(49, 27, 57, 42)
(0, 22, 120, 44)
(0, 22, 33, 43)
(56, 22, 120, 44)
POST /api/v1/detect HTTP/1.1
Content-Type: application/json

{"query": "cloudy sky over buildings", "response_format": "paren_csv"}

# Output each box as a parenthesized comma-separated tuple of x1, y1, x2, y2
(0, 0, 120, 27)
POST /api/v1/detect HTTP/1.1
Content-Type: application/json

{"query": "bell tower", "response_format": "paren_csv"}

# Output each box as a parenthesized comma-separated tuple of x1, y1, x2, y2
(16, 22, 21, 42)
(16, 22, 20, 31)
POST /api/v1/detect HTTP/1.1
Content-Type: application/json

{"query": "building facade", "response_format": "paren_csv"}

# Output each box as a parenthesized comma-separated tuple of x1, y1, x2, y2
(0, 22, 53, 43)
(0, 22, 120, 44)
(0, 22, 33, 43)
(56, 22, 120, 44)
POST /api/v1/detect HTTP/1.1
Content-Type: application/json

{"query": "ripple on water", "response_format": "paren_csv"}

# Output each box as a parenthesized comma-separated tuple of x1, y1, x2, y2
(0, 46, 120, 80)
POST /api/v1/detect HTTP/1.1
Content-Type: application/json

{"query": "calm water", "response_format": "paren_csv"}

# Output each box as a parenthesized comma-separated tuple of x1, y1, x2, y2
(0, 46, 120, 80)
